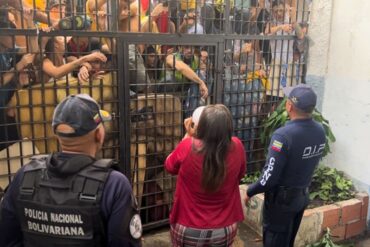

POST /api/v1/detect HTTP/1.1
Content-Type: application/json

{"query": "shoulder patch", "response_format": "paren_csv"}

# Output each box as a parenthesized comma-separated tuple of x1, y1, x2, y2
(271, 140, 283, 152)
(129, 214, 142, 239)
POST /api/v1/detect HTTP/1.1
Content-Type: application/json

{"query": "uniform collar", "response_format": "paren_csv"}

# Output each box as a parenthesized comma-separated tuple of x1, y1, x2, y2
(287, 118, 313, 125)
(47, 152, 95, 177)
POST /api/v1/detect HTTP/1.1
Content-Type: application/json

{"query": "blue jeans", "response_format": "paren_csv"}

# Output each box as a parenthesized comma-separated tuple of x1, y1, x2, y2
(280, 64, 288, 88)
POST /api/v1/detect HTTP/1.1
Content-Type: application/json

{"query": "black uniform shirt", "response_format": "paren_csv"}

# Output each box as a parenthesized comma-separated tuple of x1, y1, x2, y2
(0, 153, 141, 247)
(247, 118, 326, 197)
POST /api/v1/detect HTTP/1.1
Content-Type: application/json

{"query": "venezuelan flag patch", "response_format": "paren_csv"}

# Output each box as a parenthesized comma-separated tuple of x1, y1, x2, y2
(271, 140, 283, 152)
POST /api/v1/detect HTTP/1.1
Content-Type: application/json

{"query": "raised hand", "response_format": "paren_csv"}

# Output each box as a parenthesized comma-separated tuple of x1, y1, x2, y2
(199, 81, 208, 99)
(16, 54, 35, 71)
(78, 65, 90, 82)
(183, 117, 196, 138)
(83, 52, 107, 63)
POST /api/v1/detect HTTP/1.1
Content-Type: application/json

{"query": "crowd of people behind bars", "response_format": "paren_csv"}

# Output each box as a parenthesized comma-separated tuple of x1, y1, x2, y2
(0, 0, 311, 152)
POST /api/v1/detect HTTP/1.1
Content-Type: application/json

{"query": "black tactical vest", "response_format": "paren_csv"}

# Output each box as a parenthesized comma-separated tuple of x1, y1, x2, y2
(16, 154, 115, 247)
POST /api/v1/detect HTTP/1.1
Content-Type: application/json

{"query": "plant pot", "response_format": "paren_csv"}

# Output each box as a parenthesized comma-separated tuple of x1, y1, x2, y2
(239, 185, 369, 247)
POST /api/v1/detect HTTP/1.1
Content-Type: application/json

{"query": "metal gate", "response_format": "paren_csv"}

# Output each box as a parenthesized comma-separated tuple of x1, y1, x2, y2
(0, 0, 311, 229)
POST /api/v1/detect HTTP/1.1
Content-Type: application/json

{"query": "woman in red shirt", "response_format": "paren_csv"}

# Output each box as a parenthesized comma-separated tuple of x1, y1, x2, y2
(165, 104, 246, 247)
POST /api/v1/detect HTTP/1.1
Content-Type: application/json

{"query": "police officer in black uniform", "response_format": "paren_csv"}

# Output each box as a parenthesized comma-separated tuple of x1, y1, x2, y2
(245, 84, 326, 247)
(0, 94, 142, 247)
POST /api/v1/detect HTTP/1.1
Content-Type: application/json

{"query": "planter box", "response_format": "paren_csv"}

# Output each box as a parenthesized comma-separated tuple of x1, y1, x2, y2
(239, 185, 368, 247)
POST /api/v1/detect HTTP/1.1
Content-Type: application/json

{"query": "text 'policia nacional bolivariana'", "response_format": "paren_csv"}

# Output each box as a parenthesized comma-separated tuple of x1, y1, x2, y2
(24, 208, 85, 236)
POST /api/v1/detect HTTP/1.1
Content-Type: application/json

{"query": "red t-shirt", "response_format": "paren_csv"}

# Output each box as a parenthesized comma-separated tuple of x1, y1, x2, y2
(165, 136, 246, 228)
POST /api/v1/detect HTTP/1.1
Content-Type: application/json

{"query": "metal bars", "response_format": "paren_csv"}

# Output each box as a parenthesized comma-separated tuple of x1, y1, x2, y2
(0, 0, 312, 229)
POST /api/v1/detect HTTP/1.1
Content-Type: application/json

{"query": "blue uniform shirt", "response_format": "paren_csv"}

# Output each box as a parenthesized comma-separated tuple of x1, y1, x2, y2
(247, 118, 326, 197)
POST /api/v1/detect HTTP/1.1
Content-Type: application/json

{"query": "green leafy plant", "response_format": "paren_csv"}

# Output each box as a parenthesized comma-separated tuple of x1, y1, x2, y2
(309, 165, 355, 204)
(260, 98, 336, 157)
(240, 171, 261, 184)
(306, 228, 354, 247)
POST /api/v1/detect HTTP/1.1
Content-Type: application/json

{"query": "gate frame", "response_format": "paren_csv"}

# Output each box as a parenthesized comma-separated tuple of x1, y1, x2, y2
(0, 26, 298, 229)
(116, 34, 223, 179)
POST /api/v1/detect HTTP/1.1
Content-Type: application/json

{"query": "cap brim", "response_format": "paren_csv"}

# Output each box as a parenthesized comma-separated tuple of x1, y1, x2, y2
(99, 110, 112, 121)
(282, 86, 294, 97)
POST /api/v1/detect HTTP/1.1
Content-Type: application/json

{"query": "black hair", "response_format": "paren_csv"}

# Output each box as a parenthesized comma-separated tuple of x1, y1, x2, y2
(0, 8, 16, 29)
(44, 37, 57, 59)
(272, 0, 285, 8)
(250, 0, 258, 8)
(299, 22, 309, 29)
(0, 7, 8, 22)
(89, 37, 102, 51)
(145, 45, 156, 55)
(196, 104, 233, 192)
(46, 0, 67, 10)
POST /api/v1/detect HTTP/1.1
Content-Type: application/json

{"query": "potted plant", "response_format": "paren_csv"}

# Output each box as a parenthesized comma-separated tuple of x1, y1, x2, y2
(241, 165, 355, 209)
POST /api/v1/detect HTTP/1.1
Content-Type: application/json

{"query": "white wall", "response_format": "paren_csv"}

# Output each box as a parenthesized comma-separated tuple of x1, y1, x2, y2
(322, 0, 370, 190)
(306, 0, 333, 109)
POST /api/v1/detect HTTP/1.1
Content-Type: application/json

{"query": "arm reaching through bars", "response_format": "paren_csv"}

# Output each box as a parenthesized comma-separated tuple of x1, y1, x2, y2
(166, 54, 208, 99)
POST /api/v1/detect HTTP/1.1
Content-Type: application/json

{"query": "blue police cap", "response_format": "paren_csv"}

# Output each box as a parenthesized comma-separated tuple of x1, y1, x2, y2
(52, 94, 111, 137)
(283, 84, 317, 113)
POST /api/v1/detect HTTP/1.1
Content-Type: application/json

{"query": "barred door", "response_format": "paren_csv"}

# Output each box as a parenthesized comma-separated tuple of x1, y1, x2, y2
(117, 37, 221, 228)
(0, 0, 311, 229)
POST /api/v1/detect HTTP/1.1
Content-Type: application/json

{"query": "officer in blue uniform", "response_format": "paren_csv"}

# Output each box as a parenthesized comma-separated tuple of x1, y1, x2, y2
(245, 84, 326, 247)
(0, 94, 142, 247)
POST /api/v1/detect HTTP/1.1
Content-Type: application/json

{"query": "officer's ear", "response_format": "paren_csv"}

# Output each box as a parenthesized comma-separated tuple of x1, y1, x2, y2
(95, 125, 105, 145)
(285, 99, 293, 113)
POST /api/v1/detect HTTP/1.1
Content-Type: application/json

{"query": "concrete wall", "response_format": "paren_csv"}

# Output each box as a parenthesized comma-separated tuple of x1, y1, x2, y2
(307, 0, 370, 224)
(306, 0, 333, 110)
(323, 0, 370, 191)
